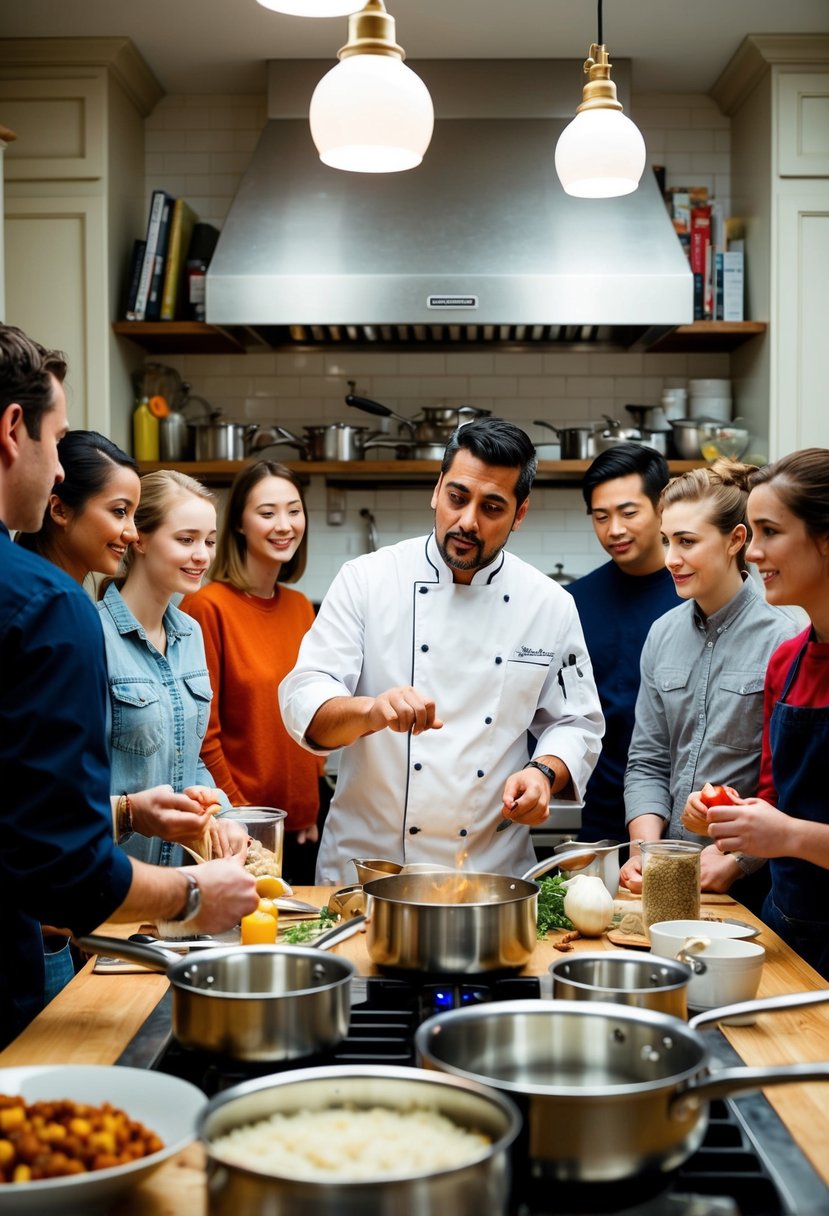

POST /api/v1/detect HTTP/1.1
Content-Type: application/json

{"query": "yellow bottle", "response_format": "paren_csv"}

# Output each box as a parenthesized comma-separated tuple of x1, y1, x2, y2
(133, 397, 159, 461)
(241, 909, 278, 945)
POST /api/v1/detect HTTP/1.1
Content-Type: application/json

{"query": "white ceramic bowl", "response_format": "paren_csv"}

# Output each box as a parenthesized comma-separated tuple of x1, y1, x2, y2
(0, 1064, 204, 1214)
(689, 378, 732, 396)
(648, 918, 757, 957)
(679, 938, 766, 1015)
(689, 396, 732, 422)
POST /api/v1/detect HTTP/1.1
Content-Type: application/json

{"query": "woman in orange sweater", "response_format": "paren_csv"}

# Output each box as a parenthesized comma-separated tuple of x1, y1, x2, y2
(180, 460, 323, 883)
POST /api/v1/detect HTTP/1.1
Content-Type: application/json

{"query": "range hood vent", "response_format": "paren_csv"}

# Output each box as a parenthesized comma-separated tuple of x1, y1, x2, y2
(206, 61, 693, 344)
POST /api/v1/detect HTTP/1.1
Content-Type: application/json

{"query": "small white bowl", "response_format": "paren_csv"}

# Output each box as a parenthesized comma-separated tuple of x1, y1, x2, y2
(689, 397, 732, 422)
(649, 918, 756, 957)
(689, 378, 732, 396)
(680, 938, 766, 1019)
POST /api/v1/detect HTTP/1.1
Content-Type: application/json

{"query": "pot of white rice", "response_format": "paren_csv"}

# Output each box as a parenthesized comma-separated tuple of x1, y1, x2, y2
(199, 1064, 521, 1214)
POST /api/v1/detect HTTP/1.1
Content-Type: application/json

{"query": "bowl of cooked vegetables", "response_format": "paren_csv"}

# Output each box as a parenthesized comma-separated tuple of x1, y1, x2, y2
(0, 1064, 205, 1213)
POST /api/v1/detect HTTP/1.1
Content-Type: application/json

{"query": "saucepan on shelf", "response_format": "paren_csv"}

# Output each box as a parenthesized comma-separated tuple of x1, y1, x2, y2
(250, 422, 403, 462)
(345, 386, 490, 449)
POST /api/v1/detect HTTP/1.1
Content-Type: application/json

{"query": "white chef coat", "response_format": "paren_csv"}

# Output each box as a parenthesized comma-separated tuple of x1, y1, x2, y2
(279, 532, 604, 885)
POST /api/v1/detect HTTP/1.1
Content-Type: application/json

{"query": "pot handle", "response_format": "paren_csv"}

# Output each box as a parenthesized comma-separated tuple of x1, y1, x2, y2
(688, 985, 829, 1032)
(73, 933, 179, 974)
(533, 419, 560, 435)
(312, 913, 367, 951)
(672, 1062, 829, 1119)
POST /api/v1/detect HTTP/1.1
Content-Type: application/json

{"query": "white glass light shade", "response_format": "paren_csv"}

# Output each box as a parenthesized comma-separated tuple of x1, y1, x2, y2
(256, 1, 360, 15)
(310, 55, 434, 173)
(555, 108, 647, 198)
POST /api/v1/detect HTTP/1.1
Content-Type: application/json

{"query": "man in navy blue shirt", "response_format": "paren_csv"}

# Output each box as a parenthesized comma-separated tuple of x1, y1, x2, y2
(0, 324, 257, 1047)
(567, 444, 678, 844)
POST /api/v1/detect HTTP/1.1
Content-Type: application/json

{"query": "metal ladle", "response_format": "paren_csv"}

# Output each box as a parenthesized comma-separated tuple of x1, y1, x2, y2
(521, 839, 632, 882)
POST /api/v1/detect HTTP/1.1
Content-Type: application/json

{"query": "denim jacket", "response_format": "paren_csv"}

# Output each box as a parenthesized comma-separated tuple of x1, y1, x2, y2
(97, 583, 228, 865)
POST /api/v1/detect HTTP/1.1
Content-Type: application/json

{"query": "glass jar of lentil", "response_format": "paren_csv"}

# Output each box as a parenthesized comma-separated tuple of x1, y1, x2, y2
(640, 840, 703, 931)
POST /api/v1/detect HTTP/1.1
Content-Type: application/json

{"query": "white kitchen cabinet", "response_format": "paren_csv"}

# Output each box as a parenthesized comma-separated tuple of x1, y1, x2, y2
(713, 36, 829, 457)
(0, 39, 162, 449)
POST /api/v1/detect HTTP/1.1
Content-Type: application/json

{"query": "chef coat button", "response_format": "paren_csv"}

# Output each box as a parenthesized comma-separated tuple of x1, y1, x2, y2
(419, 586, 428, 594)
(409, 825, 421, 835)
(503, 595, 510, 602)
(477, 769, 485, 778)
(414, 762, 422, 771)
(459, 829, 468, 837)
(495, 656, 503, 665)
(421, 644, 429, 652)
(485, 716, 492, 724)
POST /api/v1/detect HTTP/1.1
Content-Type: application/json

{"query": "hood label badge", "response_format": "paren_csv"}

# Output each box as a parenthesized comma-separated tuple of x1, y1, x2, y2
(427, 295, 478, 309)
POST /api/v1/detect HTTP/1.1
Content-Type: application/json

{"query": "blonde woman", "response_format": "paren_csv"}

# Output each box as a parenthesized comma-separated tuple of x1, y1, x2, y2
(620, 460, 798, 907)
(97, 470, 234, 865)
(181, 460, 323, 884)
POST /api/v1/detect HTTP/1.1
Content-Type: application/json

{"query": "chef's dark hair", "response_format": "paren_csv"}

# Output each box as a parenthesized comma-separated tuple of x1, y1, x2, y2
(16, 430, 138, 558)
(582, 443, 669, 511)
(0, 323, 67, 441)
(442, 418, 538, 506)
(749, 448, 829, 540)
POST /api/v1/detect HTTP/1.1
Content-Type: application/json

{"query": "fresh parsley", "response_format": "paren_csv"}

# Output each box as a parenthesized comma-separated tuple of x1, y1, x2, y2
(282, 907, 338, 943)
(536, 874, 574, 937)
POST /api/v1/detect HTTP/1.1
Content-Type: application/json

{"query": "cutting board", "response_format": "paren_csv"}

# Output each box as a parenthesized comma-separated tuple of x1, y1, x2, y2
(607, 892, 740, 949)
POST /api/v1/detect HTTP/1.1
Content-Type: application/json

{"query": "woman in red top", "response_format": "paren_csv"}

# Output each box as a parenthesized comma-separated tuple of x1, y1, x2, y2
(181, 460, 323, 884)
(694, 449, 829, 977)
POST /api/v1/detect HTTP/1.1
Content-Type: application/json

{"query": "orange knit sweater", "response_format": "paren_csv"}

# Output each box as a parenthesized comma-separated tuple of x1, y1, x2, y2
(180, 581, 320, 832)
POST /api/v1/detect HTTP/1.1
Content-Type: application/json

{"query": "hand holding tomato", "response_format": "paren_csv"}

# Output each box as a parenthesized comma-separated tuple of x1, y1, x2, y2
(681, 784, 742, 836)
(699, 783, 741, 809)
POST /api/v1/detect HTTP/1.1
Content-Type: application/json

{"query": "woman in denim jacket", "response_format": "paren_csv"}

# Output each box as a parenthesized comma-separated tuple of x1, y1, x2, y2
(98, 469, 230, 865)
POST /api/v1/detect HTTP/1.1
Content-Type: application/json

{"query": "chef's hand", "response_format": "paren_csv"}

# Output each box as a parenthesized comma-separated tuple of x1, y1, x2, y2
(619, 854, 643, 892)
(128, 784, 215, 844)
(499, 769, 552, 828)
(699, 843, 743, 892)
(208, 815, 249, 858)
(680, 791, 712, 837)
(189, 854, 258, 934)
(368, 686, 444, 736)
(707, 798, 789, 859)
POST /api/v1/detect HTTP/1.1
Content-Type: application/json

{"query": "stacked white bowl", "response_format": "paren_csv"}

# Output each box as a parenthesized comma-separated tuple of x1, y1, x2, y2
(689, 378, 732, 422)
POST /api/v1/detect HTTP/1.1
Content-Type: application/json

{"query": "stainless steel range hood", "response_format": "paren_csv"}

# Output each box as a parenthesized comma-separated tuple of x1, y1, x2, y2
(207, 61, 692, 346)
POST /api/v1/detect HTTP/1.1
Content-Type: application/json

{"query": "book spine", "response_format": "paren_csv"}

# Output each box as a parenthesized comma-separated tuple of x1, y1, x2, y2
(132, 191, 170, 322)
(714, 249, 724, 321)
(124, 238, 147, 321)
(144, 195, 175, 321)
(160, 200, 195, 321)
(690, 206, 712, 321)
(722, 250, 744, 322)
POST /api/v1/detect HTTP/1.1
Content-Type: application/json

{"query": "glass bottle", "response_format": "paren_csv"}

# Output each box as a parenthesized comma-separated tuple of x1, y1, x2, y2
(640, 839, 702, 931)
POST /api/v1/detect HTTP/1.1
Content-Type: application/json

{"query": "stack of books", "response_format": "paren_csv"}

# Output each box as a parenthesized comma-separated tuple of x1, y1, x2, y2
(124, 192, 218, 322)
(665, 187, 744, 322)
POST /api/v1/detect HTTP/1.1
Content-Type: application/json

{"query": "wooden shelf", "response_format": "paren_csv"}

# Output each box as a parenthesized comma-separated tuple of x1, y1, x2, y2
(138, 458, 703, 488)
(114, 320, 768, 357)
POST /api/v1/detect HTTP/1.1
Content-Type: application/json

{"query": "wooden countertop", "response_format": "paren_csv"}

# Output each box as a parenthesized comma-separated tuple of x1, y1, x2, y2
(2, 888, 829, 1213)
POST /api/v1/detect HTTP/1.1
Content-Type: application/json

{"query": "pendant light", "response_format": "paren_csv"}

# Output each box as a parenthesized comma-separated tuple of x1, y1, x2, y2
(554, 0, 646, 198)
(309, 0, 434, 173)
(256, 2, 360, 15)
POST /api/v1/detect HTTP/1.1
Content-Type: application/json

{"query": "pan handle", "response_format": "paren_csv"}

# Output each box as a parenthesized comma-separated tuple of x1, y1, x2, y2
(533, 419, 560, 435)
(672, 1062, 829, 1119)
(688, 985, 829, 1031)
(313, 914, 367, 951)
(346, 386, 413, 431)
(74, 933, 179, 973)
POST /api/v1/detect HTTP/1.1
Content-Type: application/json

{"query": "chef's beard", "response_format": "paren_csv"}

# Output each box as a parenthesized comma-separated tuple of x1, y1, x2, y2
(437, 529, 500, 574)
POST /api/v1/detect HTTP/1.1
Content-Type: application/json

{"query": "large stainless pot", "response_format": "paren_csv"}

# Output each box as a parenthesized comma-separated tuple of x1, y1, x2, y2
(346, 392, 490, 444)
(261, 422, 401, 462)
(549, 950, 692, 1019)
(415, 989, 829, 1184)
(189, 418, 259, 461)
(77, 933, 355, 1062)
(362, 871, 538, 974)
(199, 1065, 521, 1216)
(533, 419, 594, 459)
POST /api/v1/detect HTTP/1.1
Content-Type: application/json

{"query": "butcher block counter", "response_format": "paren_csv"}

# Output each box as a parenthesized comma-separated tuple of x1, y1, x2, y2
(2, 888, 829, 1214)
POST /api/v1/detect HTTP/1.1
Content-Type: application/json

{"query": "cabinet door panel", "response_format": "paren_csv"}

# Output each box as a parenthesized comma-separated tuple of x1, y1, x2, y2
(777, 72, 829, 177)
(0, 77, 104, 180)
(4, 195, 107, 433)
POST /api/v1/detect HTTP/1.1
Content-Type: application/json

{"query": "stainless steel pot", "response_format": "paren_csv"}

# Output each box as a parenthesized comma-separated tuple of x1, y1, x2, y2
(264, 422, 401, 462)
(415, 989, 829, 1184)
(549, 950, 691, 1019)
(77, 934, 355, 1062)
(159, 411, 192, 461)
(534, 419, 594, 459)
(199, 1065, 521, 1216)
(362, 871, 538, 974)
(189, 418, 259, 461)
(346, 392, 490, 444)
(670, 418, 705, 459)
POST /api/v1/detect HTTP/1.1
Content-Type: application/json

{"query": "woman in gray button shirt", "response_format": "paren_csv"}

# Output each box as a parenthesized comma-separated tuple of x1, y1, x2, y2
(620, 459, 798, 902)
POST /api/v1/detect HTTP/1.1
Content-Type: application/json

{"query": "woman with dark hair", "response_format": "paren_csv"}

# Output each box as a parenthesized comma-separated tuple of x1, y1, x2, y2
(685, 449, 829, 976)
(180, 460, 322, 883)
(621, 459, 799, 905)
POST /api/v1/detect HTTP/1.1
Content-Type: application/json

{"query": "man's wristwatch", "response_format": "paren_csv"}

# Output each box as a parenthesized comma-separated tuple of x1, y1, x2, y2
(525, 760, 557, 786)
(173, 871, 202, 923)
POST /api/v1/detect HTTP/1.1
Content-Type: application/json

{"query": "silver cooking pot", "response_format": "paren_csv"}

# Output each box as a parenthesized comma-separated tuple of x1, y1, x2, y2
(259, 422, 402, 462)
(199, 1065, 521, 1216)
(77, 931, 355, 1062)
(415, 989, 829, 1184)
(189, 417, 259, 461)
(534, 419, 594, 459)
(346, 391, 490, 444)
(549, 950, 692, 1019)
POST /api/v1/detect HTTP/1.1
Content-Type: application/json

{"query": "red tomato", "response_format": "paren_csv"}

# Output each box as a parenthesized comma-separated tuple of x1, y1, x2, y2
(699, 782, 740, 808)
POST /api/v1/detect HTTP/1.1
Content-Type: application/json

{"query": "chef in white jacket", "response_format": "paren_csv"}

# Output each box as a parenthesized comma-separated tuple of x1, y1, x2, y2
(280, 419, 604, 885)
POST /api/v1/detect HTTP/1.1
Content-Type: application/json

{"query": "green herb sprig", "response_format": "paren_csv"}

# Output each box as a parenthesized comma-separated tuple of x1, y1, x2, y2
(536, 874, 574, 937)
(282, 906, 338, 944)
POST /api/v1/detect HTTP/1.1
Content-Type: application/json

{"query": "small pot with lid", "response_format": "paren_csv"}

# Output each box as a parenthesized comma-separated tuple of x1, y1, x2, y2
(346, 388, 490, 448)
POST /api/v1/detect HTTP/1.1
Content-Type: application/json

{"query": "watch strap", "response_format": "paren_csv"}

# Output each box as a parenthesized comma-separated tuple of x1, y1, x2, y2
(173, 870, 201, 923)
(525, 759, 556, 785)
